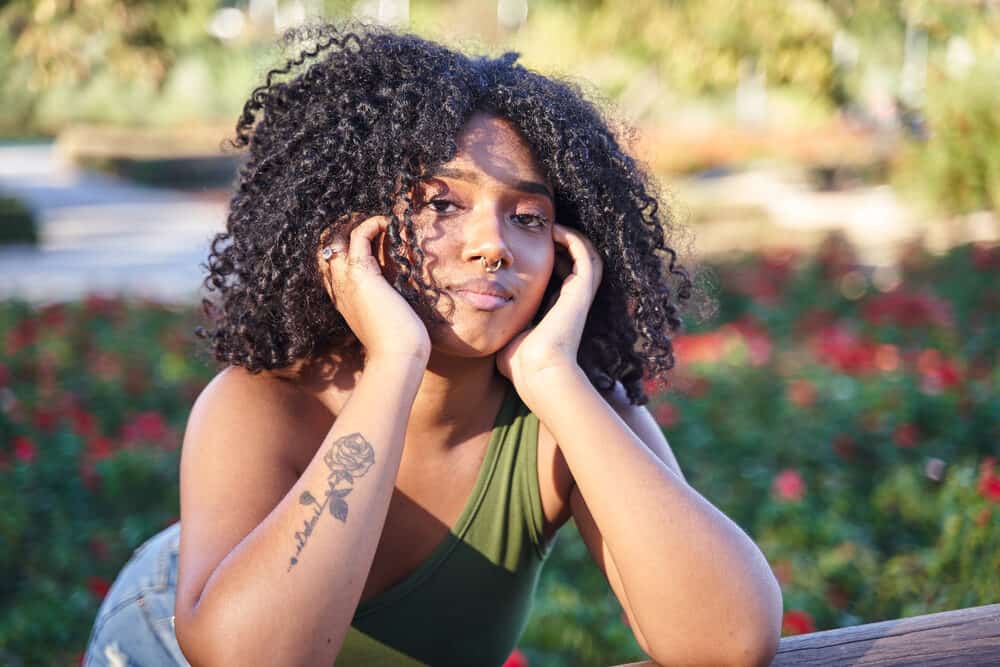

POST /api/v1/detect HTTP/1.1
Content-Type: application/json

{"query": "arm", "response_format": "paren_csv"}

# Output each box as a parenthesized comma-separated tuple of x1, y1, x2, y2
(175, 215, 430, 666)
(173, 352, 427, 667)
(530, 372, 783, 667)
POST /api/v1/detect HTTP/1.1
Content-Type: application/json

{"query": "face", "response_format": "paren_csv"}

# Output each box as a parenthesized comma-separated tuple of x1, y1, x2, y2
(400, 112, 557, 357)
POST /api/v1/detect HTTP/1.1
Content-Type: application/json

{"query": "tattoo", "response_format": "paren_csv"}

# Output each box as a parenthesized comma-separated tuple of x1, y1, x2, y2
(287, 432, 375, 572)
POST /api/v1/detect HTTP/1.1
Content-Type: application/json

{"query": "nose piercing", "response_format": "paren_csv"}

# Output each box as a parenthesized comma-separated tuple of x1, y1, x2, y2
(481, 257, 503, 273)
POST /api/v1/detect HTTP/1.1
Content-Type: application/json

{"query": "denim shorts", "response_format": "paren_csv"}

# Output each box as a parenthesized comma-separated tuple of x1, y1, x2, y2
(83, 521, 190, 667)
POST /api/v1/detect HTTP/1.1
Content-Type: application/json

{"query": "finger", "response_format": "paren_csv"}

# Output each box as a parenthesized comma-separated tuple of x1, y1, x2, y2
(347, 215, 391, 272)
(319, 233, 350, 301)
(552, 224, 602, 286)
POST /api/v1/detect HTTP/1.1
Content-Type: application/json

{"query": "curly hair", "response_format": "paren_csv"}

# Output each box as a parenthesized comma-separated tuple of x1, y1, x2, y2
(195, 19, 697, 406)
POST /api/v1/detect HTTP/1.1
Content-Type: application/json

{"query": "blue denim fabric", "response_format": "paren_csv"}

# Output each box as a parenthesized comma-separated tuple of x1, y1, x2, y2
(83, 522, 190, 667)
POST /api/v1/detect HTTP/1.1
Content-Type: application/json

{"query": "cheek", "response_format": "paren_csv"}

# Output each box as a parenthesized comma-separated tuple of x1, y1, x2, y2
(520, 241, 556, 308)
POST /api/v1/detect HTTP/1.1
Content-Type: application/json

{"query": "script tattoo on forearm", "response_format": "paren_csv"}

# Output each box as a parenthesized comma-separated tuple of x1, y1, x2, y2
(287, 432, 375, 572)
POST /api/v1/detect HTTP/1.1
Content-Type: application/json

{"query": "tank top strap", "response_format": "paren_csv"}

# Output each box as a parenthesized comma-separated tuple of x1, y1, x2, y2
(462, 384, 553, 568)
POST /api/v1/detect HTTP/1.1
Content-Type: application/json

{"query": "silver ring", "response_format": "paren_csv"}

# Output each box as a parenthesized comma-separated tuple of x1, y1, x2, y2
(481, 257, 503, 273)
(322, 245, 347, 261)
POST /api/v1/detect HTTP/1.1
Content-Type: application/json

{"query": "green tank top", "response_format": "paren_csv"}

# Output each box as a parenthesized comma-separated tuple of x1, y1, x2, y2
(336, 381, 556, 666)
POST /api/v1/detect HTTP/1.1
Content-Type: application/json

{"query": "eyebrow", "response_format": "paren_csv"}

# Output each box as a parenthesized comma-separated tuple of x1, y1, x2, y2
(430, 167, 553, 202)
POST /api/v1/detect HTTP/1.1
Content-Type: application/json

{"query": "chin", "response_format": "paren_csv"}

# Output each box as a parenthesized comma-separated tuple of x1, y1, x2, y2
(426, 324, 511, 359)
(423, 292, 543, 358)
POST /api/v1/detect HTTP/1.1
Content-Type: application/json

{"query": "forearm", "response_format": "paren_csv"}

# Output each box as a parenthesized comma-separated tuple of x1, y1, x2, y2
(180, 354, 427, 667)
(525, 368, 782, 665)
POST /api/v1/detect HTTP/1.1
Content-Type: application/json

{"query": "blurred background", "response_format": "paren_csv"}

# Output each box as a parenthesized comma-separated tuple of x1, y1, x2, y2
(1, 1, 998, 665)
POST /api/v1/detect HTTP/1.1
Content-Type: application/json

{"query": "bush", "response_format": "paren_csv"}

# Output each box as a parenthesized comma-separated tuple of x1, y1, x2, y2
(0, 196, 38, 246)
(1, 236, 998, 665)
(893, 61, 1000, 222)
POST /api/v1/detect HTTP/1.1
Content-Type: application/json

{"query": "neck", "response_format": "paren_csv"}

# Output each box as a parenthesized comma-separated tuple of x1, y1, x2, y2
(288, 343, 509, 456)
(405, 350, 509, 454)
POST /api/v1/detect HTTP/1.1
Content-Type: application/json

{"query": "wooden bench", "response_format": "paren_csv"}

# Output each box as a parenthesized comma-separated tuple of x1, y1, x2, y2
(613, 603, 1000, 666)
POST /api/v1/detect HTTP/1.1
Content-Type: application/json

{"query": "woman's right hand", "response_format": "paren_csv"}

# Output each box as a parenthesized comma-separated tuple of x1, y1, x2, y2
(319, 215, 431, 363)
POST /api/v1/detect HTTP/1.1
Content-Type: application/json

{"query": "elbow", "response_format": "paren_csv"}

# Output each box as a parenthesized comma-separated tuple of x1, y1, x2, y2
(723, 629, 781, 667)
(646, 577, 784, 667)
(719, 577, 784, 667)
(174, 603, 233, 667)
(173, 606, 212, 667)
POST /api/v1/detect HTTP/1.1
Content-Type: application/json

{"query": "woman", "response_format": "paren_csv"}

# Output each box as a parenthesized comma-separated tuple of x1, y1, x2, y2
(84, 20, 783, 667)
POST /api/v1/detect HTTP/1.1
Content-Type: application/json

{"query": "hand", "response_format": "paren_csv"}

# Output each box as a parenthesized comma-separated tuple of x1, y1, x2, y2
(318, 215, 431, 363)
(496, 223, 603, 391)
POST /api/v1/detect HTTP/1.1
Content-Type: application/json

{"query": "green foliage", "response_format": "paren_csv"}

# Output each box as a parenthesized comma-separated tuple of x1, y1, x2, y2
(893, 61, 1000, 219)
(1, 237, 998, 664)
(0, 296, 216, 665)
(6, 0, 1000, 137)
(0, 195, 37, 245)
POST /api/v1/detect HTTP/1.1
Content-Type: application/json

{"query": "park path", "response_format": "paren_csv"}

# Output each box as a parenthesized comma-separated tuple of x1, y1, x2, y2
(0, 142, 956, 307)
(0, 142, 227, 305)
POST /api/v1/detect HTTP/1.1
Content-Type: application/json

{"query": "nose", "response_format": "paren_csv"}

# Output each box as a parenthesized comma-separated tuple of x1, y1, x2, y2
(461, 206, 514, 270)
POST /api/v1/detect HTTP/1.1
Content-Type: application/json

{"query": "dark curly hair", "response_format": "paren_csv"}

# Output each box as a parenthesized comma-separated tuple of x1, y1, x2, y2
(195, 19, 698, 406)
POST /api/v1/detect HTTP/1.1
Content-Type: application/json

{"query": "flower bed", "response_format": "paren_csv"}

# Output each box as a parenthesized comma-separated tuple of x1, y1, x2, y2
(0, 236, 997, 665)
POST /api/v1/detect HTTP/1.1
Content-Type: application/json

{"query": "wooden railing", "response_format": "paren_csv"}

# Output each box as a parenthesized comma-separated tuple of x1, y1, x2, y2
(612, 603, 1000, 666)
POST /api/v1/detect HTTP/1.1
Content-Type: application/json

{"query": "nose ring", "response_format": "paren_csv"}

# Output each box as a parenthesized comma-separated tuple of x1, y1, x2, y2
(481, 257, 503, 273)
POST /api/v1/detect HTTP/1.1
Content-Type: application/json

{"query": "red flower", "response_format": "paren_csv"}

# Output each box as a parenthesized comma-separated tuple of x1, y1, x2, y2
(832, 434, 857, 461)
(502, 649, 529, 667)
(972, 243, 1000, 270)
(916, 349, 962, 394)
(80, 462, 101, 492)
(772, 469, 806, 502)
(892, 423, 920, 449)
(862, 289, 953, 329)
(654, 402, 680, 427)
(71, 407, 99, 438)
(732, 317, 772, 366)
(5, 318, 38, 355)
(86, 576, 112, 600)
(88, 351, 123, 382)
(87, 436, 114, 461)
(677, 375, 710, 398)
(13, 436, 36, 463)
(89, 537, 110, 563)
(809, 323, 878, 375)
(32, 406, 58, 433)
(875, 344, 901, 373)
(673, 331, 731, 365)
(782, 610, 816, 636)
(643, 377, 665, 396)
(83, 293, 123, 318)
(977, 457, 1000, 503)
(121, 411, 169, 445)
(787, 379, 817, 408)
(38, 303, 67, 329)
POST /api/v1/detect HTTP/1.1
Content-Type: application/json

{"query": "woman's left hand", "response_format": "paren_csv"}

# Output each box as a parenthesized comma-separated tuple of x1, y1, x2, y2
(496, 223, 603, 392)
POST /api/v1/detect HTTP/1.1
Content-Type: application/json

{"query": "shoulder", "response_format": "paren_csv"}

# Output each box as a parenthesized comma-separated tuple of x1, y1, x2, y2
(175, 365, 338, 619)
(188, 364, 341, 467)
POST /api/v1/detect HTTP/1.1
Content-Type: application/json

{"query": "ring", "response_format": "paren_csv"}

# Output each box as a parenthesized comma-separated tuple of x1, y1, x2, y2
(321, 245, 347, 261)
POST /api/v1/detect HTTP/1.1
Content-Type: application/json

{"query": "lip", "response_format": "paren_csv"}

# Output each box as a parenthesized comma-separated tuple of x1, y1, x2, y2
(450, 278, 513, 300)
(447, 278, 514, 311)
(450, 289, 512, 311)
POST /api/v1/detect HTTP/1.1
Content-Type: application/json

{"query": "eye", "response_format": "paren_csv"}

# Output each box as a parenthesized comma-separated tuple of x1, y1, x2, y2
(512, 213, 548, 228)
(425, 198, 459, 214)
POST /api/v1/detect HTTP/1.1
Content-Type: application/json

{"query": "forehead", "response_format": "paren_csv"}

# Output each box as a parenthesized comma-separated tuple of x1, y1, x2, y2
(441, 112, 549, 186)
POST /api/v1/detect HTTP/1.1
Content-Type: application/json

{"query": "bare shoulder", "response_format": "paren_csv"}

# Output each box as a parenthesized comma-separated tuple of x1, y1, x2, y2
(174, 365, 328, 619)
